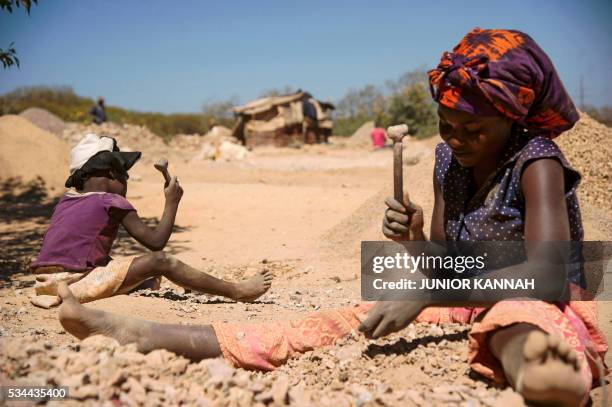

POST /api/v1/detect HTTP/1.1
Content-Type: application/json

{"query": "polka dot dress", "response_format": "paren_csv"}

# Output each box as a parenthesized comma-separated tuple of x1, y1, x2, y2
(435, 128, 583, 243)
(434, 127, 584, 283)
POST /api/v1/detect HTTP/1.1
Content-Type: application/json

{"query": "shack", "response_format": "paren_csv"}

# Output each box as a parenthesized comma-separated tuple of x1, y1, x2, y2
(231, 90, 334, 147)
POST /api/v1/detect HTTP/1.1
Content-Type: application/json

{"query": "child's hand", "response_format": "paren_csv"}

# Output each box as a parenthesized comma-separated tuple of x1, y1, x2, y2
(164, 176, 184, 205)
(382, 194, 424, 240)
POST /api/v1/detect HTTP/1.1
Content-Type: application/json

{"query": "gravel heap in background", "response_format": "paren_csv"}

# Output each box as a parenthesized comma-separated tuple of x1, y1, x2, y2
(556, 112, 611, 209)
(61, 122, 170, 164)
(19, 107, 66, 136)
(0, 324, 524, 406)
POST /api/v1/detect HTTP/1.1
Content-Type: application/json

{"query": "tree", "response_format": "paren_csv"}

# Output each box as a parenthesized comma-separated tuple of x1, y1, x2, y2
(335, 84, 386, 118)
(201, 96, 239, 120)
(386, 81, 438, 138)
(1, 0, 38, 70)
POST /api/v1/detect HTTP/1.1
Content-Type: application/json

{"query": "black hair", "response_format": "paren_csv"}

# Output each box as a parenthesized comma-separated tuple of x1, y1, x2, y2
(65, 151, 129, 190)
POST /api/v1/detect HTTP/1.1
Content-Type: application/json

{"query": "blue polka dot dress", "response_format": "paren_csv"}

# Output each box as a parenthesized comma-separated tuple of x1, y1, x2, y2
(435, 127, 584, 284)
(434, 127, 583, 243)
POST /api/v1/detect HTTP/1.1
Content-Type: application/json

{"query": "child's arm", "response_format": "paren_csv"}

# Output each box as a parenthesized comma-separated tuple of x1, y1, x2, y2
(119, 176, 183, 251)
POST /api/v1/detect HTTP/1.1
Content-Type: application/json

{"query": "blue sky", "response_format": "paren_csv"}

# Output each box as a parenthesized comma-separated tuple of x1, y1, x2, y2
(1, 0, 611, 113)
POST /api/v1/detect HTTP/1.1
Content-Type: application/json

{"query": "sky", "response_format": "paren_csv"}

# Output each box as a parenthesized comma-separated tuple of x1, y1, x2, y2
(1, 0, 611, 113)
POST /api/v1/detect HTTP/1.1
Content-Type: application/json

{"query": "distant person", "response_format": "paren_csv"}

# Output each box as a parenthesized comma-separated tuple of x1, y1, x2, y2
(370, 123, 386, 149)
(90, 96, 107, 125)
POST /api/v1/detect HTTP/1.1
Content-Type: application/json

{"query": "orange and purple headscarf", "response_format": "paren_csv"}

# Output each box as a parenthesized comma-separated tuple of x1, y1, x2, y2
(428, 28, 578, 138)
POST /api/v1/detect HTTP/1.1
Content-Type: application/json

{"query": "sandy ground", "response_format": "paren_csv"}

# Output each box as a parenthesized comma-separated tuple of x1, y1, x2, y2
(1, 138, 610, 406)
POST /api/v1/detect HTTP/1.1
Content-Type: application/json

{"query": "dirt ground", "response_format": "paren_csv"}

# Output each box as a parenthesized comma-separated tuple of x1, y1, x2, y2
(1, 136, 610, 406)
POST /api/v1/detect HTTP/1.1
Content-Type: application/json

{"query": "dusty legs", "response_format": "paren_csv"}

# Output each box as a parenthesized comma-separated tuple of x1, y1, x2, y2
(122, 252, 273, 302)
(58, 283, 222, 360)
(489, 323, 586, 406)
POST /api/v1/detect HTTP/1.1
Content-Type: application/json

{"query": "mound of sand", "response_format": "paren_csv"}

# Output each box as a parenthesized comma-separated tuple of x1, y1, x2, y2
(556, 112, 612, 209)
(19, 107, 66, 136)
(0, 115, 69, 192)
(346, 121, 375, 146)
(62, 122, 169, 165)
(170, 126, 234, 150)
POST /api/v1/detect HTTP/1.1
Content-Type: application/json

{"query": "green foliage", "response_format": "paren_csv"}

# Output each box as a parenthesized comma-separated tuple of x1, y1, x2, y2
(334, 115, 373, 137)
(0, 42, 19, 69)
(0, 86, 235, 140)
(1, 0, 39, 70)
(333, 69, 438, 138)
(0, 0, 37, 14)
(385, 82, 438, 138)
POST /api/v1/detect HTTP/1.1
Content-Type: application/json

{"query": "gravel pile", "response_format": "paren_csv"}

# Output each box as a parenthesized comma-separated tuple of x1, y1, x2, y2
(19, 107, 66, 136)
(61, 122, 170, 165)
(0, 323, 524, 406)
(556, 112, 611, 209)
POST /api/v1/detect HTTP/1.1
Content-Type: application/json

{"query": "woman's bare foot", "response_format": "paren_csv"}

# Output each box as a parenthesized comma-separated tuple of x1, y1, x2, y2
(490, 323, 586, 407)
(57, 282, 145, 346)
(231, 270, 273, 302)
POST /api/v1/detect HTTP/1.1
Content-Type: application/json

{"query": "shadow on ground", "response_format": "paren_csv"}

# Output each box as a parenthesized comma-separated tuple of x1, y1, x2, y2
(0, 177, 190, 286)
(365, 329, 469, 359)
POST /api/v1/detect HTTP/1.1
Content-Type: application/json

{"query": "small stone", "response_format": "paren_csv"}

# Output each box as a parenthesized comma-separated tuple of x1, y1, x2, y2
(81, 335, 120, 350)
(70, 384, 98, 400)
(493, 388, 525, 407)
(271, 374, 290, 405)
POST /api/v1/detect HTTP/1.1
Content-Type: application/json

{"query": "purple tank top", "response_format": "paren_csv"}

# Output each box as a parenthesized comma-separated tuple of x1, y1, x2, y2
(32, 191, 135, 271)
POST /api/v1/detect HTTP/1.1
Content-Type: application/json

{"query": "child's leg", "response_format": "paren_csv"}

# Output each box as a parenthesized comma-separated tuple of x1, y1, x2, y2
(489, 323, 586, 407)
(121, 252, 273, 302)
(57, 283, 222, 360)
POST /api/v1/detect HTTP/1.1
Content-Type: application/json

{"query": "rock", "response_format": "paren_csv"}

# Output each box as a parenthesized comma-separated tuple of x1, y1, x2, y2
(205, 359, 235, 386)
(81, 335, 120, 350)
(493, 388, 525, 407)
(271, 374, 290, 405)
(351, 385, 373, 406)
(145, 349, 174, 368)
(70, 384, 99, 400)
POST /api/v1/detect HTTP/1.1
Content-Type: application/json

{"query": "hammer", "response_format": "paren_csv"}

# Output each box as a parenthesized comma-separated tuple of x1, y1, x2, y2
(154, 158, 172, 188)
(387, 124, 409, 204)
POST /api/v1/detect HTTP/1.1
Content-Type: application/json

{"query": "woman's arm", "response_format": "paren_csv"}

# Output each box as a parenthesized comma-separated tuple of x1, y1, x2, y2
(430, 172, 446, 242)
(361, 158, 571, 338)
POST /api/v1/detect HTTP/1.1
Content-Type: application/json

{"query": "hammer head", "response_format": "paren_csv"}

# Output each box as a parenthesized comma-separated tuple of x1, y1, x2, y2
(154, 158, 168, 172)
(387, 124, 409, 143)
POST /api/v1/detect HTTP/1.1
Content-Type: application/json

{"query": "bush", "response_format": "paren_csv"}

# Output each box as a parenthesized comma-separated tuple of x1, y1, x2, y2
(333, 70, 438, 139)
(0, 86, 234, 140)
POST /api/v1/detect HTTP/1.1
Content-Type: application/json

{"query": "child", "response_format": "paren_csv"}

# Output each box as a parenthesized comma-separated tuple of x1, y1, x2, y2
(55, 29, 606, 407)
(30, 133, 272, 308)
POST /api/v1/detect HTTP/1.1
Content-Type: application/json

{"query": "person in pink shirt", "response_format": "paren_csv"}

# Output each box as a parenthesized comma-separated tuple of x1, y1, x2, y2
(370, 123, 387, 148)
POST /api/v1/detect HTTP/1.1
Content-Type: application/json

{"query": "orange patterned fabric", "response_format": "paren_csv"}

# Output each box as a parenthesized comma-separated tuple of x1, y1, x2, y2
(212, 303, 373, 371)
(428, 28, 578, 138)
(213, 298, 607, 400)
(31, 258, 154, 308)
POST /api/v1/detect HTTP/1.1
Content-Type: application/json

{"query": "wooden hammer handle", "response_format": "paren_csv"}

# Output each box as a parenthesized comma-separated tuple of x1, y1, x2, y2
(393, 142, 403, 203)
(160, 168, 171, 188)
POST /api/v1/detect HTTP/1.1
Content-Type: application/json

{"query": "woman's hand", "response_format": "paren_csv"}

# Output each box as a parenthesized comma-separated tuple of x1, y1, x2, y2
(358, 300, 426, 339)
(164, 176, 184, 206)
(382, 194, 425, 241)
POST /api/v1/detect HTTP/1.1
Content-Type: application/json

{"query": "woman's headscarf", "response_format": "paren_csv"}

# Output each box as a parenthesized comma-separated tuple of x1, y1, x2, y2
(428, 28, 578, 138)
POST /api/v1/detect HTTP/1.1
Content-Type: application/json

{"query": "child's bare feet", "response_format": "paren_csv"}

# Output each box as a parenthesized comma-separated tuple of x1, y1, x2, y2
(491, 324, 586, 407)
(58, 282, 144, 346)
(231, 270, 273, 302)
